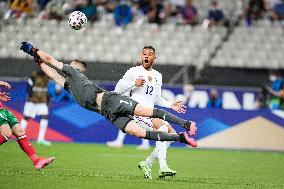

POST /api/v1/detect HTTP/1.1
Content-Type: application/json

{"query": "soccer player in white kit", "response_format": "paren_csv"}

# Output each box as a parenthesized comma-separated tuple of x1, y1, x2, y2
(113, 46, 196, 178)
(20, 70, 51, 146)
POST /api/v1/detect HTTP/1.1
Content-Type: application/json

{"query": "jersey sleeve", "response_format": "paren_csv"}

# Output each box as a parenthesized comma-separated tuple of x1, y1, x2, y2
(114, 68, 136, 94)
(154, 73, 172, 108)
(62, 64, 76, 76)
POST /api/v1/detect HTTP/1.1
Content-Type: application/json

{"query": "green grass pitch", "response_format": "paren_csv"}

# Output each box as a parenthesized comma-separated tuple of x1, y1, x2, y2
(0, 142, 283, 189)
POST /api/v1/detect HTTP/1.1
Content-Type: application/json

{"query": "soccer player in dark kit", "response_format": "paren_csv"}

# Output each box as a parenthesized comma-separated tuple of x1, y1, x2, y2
(20, 42, 197, 147)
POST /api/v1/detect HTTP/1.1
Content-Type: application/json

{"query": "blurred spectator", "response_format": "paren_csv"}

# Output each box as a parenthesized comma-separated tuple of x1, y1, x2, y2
(204, 0, 229, 28)
(37, 0, 52, 10)
(270, 0, 284, 21)
(138, 0, 150, 15)
(38, 0, 64, 20)
(266, 70, 284, 109)
(265, 83, 284, 109)
(161, 1, 177, 24)
(131, 0, 145, 25)
(245, 0, 267, 26)
(206, 89, 222, 108)
(4, 0, 33, 20)
(267, 0, 281, 9)
(76, 0, 98, 22)
(72, 0, 88, 9)
(104, 0, 116, 13)
(114, 0, 132, 27)
(169, 0, 185, 10)
(147, 0, 164, 25)
(0, 0, 8, 19)
(180, 0, 198, 26)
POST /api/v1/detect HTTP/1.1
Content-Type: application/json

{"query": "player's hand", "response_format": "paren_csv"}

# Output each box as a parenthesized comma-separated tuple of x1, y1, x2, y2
(0, 81, 11, 89)
(171, 100, 187, 113)
(0, 92, 11, 102)
(135, 78, 146, 87)
(20, 42, 38, 57)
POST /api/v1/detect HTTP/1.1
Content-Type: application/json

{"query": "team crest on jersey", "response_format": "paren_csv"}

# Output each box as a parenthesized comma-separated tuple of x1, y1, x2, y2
(148, 76, 152, 81)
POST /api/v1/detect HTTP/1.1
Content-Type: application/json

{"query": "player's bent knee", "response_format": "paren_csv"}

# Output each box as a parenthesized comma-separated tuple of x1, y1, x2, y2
(11, 125, 25, 137)
(0, 124, 12, 138)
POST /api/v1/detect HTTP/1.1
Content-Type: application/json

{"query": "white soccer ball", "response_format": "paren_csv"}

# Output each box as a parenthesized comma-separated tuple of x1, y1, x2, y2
(68, 11, 87, 30)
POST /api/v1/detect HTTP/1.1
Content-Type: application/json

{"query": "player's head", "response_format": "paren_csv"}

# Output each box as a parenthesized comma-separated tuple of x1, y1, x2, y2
(70, 60, 87, 72)
(140, 46, 156, 70)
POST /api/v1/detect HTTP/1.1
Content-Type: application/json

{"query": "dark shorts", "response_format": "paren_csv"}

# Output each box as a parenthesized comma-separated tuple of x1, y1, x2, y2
(101, 92, 138, 132)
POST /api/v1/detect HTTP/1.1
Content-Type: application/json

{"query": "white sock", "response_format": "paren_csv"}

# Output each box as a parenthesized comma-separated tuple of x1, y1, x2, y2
(114, 130, 126, 144)
(37, 119, 48, 141)
(145, 148, 158, 166)
(156, 141, 168, 169)
(156, 125, 169, 169)
(20, 119, 28, 130)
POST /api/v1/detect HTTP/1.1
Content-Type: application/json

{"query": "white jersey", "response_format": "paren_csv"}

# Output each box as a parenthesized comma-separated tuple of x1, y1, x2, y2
(114, 65, 172, 109)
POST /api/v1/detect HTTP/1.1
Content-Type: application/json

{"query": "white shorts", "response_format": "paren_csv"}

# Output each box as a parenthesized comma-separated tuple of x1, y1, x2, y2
(133, 116, 169, 131)
(23, 102, 48, 118)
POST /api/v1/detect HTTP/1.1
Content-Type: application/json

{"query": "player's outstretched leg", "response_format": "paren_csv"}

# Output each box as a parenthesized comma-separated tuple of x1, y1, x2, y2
(12, 124, 55, 170)
(125, 121, 197, 147)
(133, 104, 197, 136)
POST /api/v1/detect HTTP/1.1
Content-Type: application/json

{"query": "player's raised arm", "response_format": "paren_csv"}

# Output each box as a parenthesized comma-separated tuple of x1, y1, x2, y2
(154, 75, 186, 113)
(40, 63, 66, 87)
(20, 42, 63, 70)
(36, 50, 63, 70)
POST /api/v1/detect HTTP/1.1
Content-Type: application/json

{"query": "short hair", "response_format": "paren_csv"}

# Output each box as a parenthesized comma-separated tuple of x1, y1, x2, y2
(73, 59, 87, 69)
(142, 46, 155, 53)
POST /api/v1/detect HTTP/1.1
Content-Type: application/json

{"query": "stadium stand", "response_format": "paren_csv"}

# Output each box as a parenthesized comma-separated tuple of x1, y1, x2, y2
(211, 21, 284, 69)
(0, 19, 227, 66)
(0, 0, 283, 86)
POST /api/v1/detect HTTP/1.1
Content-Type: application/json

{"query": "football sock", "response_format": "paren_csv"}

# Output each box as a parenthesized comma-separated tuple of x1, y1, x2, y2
(157, 141, 168, 169)
(156, 125, 169, 169)
(144, 130, 179, 141)
(38, 119, 48, 142)
(20, 119, 28, 130)
(152, 109, 187, 127)
(145, 149, 158, 166)
(17, 135, 39, 164)
(0, 133, 9, 145)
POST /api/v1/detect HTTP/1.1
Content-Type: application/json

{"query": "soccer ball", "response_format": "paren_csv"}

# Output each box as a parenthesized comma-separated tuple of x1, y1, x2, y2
(68, 11, 87, 30)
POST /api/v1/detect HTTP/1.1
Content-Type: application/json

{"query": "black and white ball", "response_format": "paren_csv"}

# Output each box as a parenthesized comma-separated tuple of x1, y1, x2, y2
(68, 11, 87, 30)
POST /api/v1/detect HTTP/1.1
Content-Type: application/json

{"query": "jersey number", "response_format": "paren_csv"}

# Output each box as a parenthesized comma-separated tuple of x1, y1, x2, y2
(146, 85, 153, 95)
